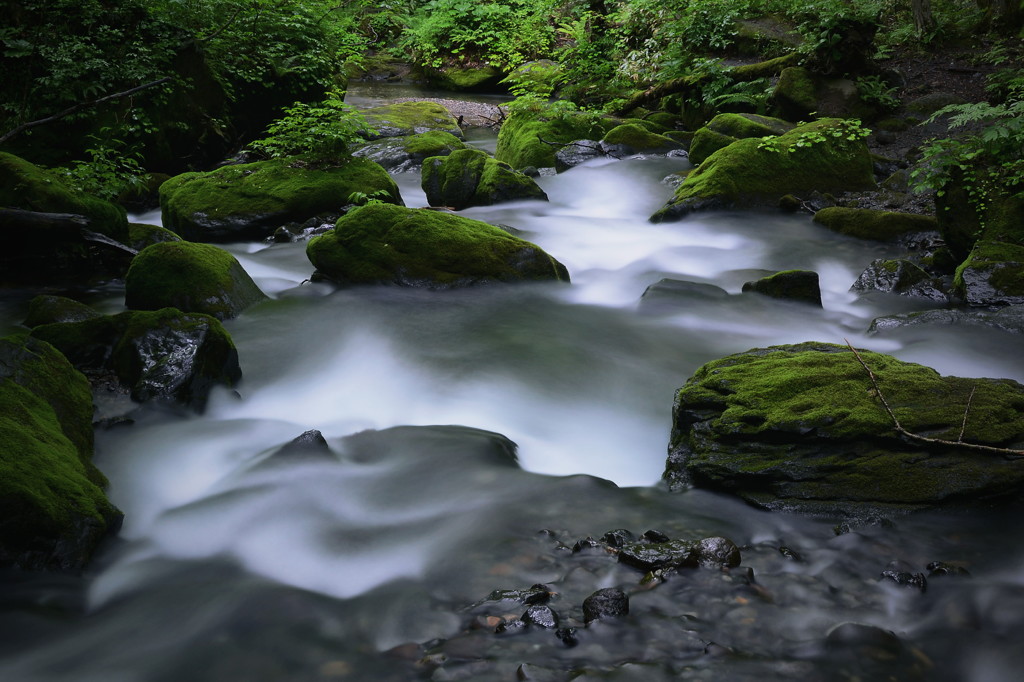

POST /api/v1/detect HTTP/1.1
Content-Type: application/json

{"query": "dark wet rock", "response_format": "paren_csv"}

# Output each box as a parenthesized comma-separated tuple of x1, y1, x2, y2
(353, 131, 467, 172)
(554, 140, 603, 171)
(340, 424, 521, 470)
(926, 561, 971, 578)
(697, 536, 742, 568)
(125, 241, 268, 320)
(159, 157, 402, 242)
(955, 240, 1024, 306)
(495, 618, 528, 635)
(825, 622, 904, 655)
(618, 539, 698, 572)
(421, 148, 548, 209)
(778, 546, 802, 561)
(522, 605, 559, 629)
(851, 258, 948, 301)
(307, 203, 569, 288)
(31, 308, 241, 412)
(22, 295, 103, 327)
(601, 529, 636, 548)
(572, 536, 605, 553)
(268, 430, 332, 460)
(813, 206, 939, 242)
(651, 119, 875, 222)
(554, 627, 579, 648)
(881, 560, 928, 591)
(638, 279, 730, 312)
(642, 529, 671, 543)
(0, 334, 122, 570)
(664, 342, 1024, 515)
(583, 588, 629, 623)
(868, 305, 1024, 336)
(471, 585, 551, 612)
(742, 269, 822, 306)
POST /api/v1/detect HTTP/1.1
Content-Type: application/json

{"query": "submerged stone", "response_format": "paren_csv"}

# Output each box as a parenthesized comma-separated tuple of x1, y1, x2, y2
(665, 342, 1024, 516)
(742, 270, 822, 307)
(306, 203, 569, 288)
(582, 587, 629, 623)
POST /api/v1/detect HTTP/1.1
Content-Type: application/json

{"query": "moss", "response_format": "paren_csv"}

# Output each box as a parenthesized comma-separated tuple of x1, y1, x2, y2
(652, 119, 876, 221)
(667, 342, 1024, 512)
(421, 148, 546, 209)
(127, 223, 182, 251)
(813, 207, 939, 242)
(125, 241, 267, 320)
(772, 66, 817, 120)
(401, 131, 467, 158)
(955, 240, 1024, 304)
(708, 113, 794, 139)
(601, 123, 682, 154)
(0, 152, 128, 241)
(307, 203, 569, 288)
(23, 295, 102, 328)
(361, 101, 464, 140)
(687, 128, 740, 167)
(429, 65, 505, 91)
(495, 109, 619, 169)
(160, 156, 401, 242)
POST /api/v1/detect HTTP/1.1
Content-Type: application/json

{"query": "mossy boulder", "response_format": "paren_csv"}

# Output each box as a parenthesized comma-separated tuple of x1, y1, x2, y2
(772, 67, 818, 120)
(31, 308, 241, 411)
(159, 157, 401, 242)
(651, 119, 876, 222)
(813, 207, 939, 242)
(599, 123, 683, 157)
(742, 270, 822, 306)
(426, 64, 505, 92)
(0, 334, 121, 570)
(495, 108, 618, 170)
(688, 113, 796, 165)
(125, 241, 267, 321)
(361, 101, 465, 140)
(421, 148, 548, 209)
(306, 203, 569, 288)
(955, 240, 1024, 306)
(665, 342, 1024, 516)
(353, 131, 467, 172)
(687, 129, 738, 167)
(127, 223, 183, 252)
(23, 295, 103, 328)
(0, 152, 128, 242)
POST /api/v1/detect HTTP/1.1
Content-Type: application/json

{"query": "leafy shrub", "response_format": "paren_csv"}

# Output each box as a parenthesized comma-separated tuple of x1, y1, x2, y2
(247, 91, 375, 162)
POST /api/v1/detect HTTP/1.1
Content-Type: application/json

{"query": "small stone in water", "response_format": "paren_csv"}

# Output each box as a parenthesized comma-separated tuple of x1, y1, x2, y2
(583, 587, 629, 623)
(779, 546, 802, 561)
(555, 627, 578, 648)
(880, 560, 928, 592)
(495, 618, 528, 635)
(572, 536, 604, 553)
(926, 561, 971, 578)
(642, 529, 671, 543)
(601, 528, 636, 547)
(522, 605, 559, 629)
(697, 536, 742, 568)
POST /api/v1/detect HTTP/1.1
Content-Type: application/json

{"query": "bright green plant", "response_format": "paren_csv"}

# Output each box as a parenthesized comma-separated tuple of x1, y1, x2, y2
(857, 75, 900, 110)
(247, 91, 375, 162)
(52, 134, 147, 200)
(758, 118, 871, 153)
(348, 189, 392, 206)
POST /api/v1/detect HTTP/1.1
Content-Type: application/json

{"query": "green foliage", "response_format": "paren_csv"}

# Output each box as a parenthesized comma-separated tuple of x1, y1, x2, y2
(52, 134, 147, 201)
(348, 189, 393, 206)
(247, 91, 375, 162)
(911, 97, 1024, 222)
(757, 118, 871, 153)
(856, 75, 900, 111)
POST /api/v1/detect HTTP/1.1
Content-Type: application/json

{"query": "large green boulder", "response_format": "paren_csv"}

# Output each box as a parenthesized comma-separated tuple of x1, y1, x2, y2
(425, 64, 505, 92)
(31, 308, 241, 411)
(665, 342, 1024, 516)
(495, 108, 618, 170)
(771, 66, 818, 120)
(0, 152, 128, 242)
(353, 131, 467, 172)
(651, 119, 876, 222)
(159, 157, 401, 242)
(688, 113, 795, 166)
(955, 240, 1024, 306)
(599, 123, 683, 157)
(0, 334, 121, 570)
(421, 148, 548, 209)
(360, 101, 465, 140)
(125, 241, 267, 320)
(813, 207, 938, 242)
(306, 203, 570, 288)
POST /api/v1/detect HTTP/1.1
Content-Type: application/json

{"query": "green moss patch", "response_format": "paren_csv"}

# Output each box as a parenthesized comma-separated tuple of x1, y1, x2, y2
(955, 240, 1024, 305)
(600, 123, 683, 154)
(160, 157, 401, 242)
(421, 148, 548, 209)
(125, 241, 267, 320)
(813, 207, 938, 241)
(495, 109, 618, 170)
(307, 203, 569, 288)
(361, 101, 465, 140)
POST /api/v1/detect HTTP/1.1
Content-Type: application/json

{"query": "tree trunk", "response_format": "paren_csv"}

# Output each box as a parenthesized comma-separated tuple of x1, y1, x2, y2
(912, 0, 937, 35)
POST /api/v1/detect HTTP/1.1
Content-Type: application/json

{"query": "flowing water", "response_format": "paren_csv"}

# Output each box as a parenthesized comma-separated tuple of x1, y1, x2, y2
(2, 86, 1024, 681)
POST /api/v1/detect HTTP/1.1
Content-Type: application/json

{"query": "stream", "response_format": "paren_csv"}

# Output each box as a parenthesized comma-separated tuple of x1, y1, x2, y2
(2, 84, 1024, 681)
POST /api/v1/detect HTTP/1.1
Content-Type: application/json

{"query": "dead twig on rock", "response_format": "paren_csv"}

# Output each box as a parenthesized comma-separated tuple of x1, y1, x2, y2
(844, 338, 1024, 458)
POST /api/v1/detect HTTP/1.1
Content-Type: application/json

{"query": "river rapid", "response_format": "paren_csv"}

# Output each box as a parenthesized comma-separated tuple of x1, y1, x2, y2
(2, 85, 1024, 681)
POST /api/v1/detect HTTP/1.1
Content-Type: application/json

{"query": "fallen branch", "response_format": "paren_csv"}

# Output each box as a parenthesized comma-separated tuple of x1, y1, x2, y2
(0, 76, 172, 146)
(844, 339, 1024, 458)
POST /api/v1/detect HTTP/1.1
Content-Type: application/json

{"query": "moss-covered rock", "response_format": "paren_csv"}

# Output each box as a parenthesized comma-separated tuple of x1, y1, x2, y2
(306, 203, 569, 288)
(772, 66, 817, 120)
(31, 308, 241, 410)
(955, 240, 1024, 306)
(159, 157, 401, 242)
(495, 108, 618, 170)
(23, 295, 103, 328)
(742, 270, 822, 306)
(0, 334, 121, 570)
(125, 241, 267, 320)
(687, 128, 741, 167)
(426, 64, 505, 91)
(689, 112, 794, 167)
(353, 131, 467, 172)
(0, 152, 128, 242)
(852, 259, 947, 301)
(421, 148, 548, 209)
(651, 119, 876, 222)
(361, 101, 465, 140)
(599, 123, 683, 156)
(665, 342, 1024, 516)
(813, 207, 938, 241)
(127, 223, 183, 252)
